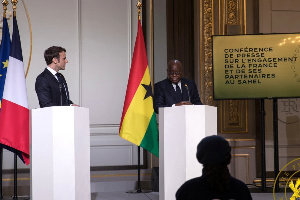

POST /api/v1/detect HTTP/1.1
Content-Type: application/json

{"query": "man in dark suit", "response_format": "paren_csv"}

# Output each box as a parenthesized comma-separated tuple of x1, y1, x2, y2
(35, 46, 78, 108)
(154, 59, 202, 113)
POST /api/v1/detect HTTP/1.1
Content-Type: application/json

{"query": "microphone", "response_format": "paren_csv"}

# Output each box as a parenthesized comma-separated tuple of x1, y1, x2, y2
(185, 84, 190, 102)
(59, 83, 63, 106)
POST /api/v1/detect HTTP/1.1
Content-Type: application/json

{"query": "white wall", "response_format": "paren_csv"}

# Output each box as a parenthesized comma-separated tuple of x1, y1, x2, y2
(3, 0, 144, 169)
(153, 0, 167, 84)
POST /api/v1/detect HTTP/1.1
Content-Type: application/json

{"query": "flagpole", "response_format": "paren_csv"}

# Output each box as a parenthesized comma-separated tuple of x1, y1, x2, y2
(0, 148, 2, 200)
(12, 154, 17, 200)
(11, 1, 19, 199)
(0, 1, 9, 199)
(2, 0, 8, 18)
(137, 146, 142, 192)
(126, 1, 150, 193)
(136, 0, 142, 193)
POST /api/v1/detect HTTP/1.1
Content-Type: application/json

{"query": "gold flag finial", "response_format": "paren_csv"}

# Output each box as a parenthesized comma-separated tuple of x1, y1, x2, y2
(2, 0, 9, 18)
(11, 0, 17, 17)
(137, 0, 142, 21)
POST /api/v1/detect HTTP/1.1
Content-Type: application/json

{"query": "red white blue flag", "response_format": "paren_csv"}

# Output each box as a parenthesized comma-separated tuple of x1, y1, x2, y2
(0, 16, 30, 165)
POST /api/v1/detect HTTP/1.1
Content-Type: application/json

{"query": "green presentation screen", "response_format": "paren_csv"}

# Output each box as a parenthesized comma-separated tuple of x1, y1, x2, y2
(213, 34, 300, 100)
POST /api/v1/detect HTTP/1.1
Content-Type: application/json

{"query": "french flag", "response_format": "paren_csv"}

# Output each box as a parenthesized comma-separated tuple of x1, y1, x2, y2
(0, 16, 29, 165)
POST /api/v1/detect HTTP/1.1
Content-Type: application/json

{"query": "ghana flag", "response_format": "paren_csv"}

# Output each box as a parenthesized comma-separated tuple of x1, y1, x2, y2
(119, 20, 159, 157)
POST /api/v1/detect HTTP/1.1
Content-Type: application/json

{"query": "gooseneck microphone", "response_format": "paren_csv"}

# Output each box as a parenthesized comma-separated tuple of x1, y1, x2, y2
(185, 84, 190, 102)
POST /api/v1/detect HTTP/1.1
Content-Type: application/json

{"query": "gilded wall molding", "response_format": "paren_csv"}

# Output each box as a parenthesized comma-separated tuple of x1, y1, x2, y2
(221, 0, 246, 36)
(199, 0, 248, 133)
(221, 100, 248, 133)
(222, 0, 247, 134)
(201, 0, 215, 106)
(227, 0, 238, 25)
(0, 1, 32, 78)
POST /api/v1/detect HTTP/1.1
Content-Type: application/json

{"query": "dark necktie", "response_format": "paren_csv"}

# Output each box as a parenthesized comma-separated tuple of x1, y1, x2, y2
(56, 73, 68, 105)
(175, 83, 182, 102)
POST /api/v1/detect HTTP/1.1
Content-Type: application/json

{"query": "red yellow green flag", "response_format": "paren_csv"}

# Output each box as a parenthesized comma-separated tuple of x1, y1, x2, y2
(119, 20, 159, 157)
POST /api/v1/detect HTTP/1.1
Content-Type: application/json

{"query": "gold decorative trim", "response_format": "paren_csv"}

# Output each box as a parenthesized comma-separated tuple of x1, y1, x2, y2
(243, 0, 246, 33)
(218, 0, 248, 134)
(136, 0, 142, 21)
(21, 0, 32, 78)
(201, 0, 215, 106)
(3, 177, 29, 181)
(200, 0, 246, 105)
(220, 0, 246, 35)
(253, 178, 275, 183)
(91, 173, 151, 178)
(226, 138, 254, 142)
(226, 0, 238, 25)
(199, 0, 249, 134)
(11, 0, 17, 17)
(0, 1, 32, 77)
(253, 178, 300, 183)
(231, 146, 255, 149)
(2, 0, 8, 18)
(221, 100, 248, 133)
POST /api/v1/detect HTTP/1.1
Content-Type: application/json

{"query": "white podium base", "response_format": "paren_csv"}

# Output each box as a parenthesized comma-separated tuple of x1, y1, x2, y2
(159, 105, 217, 200)
(31, 107, 90, 200)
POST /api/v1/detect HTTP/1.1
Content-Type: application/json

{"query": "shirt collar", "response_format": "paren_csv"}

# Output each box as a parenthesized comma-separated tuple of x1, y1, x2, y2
(47, 66, 58, 76)
(172, 80, 181, 90)
(172, 80, 181, 87)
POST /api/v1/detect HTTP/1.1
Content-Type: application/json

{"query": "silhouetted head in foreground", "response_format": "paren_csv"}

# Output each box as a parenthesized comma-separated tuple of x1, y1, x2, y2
(196, 135, 231, 194)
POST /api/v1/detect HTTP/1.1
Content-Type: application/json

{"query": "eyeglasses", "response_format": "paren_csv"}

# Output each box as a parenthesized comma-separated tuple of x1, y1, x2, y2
(167, 71, 182, 76)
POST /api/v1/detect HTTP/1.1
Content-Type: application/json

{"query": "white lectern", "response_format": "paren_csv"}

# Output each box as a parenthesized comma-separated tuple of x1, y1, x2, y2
(159, 105, 217, 200)
(31, 107, 90, 200)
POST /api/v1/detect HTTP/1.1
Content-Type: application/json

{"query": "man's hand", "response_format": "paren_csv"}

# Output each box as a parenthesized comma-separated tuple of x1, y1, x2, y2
(175, 101, 192, 106)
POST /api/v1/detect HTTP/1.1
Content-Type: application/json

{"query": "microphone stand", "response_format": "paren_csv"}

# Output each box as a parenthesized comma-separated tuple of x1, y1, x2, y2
(185, 84, 190, 102)
(59, 84, 63, 106)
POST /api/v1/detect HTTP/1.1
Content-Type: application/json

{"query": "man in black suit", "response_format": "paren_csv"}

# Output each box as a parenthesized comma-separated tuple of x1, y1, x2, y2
(154, 59, 202, 113)
(35, 46, 78, 108)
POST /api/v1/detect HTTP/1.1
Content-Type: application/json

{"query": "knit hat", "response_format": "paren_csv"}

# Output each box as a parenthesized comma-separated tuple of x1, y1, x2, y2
(196, 135, 231, 165)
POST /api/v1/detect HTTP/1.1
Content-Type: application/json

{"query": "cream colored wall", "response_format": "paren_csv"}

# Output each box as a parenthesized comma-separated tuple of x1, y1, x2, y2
(3, 0, 144, 169)
(153, 0, 167, 84)
(260, 0, 300, 34)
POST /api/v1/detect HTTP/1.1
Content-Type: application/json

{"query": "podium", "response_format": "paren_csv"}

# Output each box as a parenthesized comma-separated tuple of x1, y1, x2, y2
(31, 106, 90, 200)
(159, 105, 217, 200)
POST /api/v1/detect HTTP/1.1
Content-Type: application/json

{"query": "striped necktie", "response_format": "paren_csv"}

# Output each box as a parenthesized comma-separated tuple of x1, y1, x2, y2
(56, 73, 68, 105)
(175, 83, 182, 101)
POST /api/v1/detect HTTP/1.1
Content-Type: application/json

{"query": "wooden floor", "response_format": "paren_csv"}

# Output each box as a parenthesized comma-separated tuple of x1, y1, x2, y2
(0, 192, 291, 200)
(92, 192, 159, 200)
(1, 169, 293, 200)
(91, 192, 288, 200)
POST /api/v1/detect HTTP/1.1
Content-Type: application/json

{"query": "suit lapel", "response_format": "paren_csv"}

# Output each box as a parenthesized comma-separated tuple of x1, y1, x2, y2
(44, 68, 59, 84)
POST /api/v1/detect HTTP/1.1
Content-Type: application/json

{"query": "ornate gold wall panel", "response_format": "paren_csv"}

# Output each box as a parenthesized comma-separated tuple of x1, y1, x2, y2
(200, 0, 248, 133)
(219, 0, 246, 34)
(221, 100, 248, 133)
(200, 0, 214, 106)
